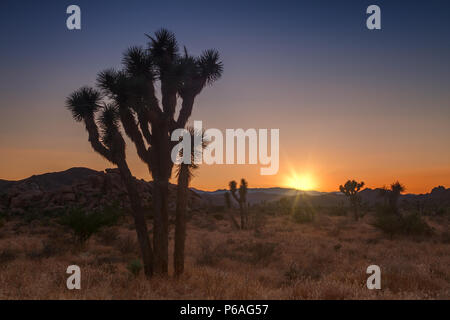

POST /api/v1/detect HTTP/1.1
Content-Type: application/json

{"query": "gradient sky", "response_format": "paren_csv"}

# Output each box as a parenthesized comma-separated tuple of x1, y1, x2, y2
(0, 0, 449, 193)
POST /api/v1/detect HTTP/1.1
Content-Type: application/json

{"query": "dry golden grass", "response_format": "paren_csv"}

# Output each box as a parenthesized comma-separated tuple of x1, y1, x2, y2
(0, 211, 448, 299)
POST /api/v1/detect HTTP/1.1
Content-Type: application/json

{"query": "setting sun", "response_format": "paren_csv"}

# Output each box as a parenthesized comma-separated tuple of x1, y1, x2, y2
(285, 173, 317, 190)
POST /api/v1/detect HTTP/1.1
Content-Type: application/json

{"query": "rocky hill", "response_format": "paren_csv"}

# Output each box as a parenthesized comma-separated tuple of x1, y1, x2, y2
(0, 168, 204, 215)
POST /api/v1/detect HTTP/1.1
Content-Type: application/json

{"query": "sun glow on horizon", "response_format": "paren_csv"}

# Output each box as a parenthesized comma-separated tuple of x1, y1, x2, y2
(284, 172, 317, 191)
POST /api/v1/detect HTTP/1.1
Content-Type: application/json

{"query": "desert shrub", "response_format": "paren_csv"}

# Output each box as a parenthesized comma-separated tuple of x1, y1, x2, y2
(372, 205, 432, 238)
(402, 212, 433, 236)
(60, 205, 122, 244)
(127, 259, 143, 276)
(292, 206, 315, 224)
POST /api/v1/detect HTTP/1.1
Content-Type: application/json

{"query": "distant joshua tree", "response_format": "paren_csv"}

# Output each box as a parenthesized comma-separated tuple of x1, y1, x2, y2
(66, 29, 223, 276)
(227, 179, 249, 229)
(339, 180, 365, 221)
(378, 181, 405, 216)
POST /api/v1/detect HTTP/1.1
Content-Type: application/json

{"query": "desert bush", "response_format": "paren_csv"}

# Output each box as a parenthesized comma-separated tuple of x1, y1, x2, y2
(59, 204, 122, 244)
(292, 206, 315, 224)
(372, 205, 432, 238)
(127, 259, 143, 277)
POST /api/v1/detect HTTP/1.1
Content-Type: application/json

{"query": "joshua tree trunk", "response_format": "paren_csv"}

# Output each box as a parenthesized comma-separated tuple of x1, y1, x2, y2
(174, 164, 189, 276)
(228, 210, 241, 230)
(239, 202, 245, 229)
(244, 203, 249, 227)
(352, 201, 359, 221)
(151, 128, 172, 275)
(152, 178, 169, 275)
(115, 160, 154, 277)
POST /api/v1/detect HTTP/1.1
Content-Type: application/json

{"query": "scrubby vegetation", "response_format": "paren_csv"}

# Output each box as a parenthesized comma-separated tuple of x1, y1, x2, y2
(59, 204, 123, 244)
(0, 203, 447, 299)
(292, 206, 316, 224)
(127, 259, 143, 277)
(372, 205, 432, 238)
(0, 178, 447, 299)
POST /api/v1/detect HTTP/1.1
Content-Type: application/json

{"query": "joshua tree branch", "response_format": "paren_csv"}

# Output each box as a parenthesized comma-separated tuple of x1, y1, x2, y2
(176, 94, 195, 129)
(118, 107, 149, 163)
(137, 111, 153, 145)
(84, 115, 112, 162)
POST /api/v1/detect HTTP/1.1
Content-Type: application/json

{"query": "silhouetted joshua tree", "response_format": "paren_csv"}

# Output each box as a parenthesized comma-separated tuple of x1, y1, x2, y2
(339, 180, 365, 221)
(227, 179, 249, 229)
(173, 128, 208, 277)
(67, 29, 223, 275)
(377, 181, 405, 216)
(385, 181, 405, 216)
(66, 89, 154, 276)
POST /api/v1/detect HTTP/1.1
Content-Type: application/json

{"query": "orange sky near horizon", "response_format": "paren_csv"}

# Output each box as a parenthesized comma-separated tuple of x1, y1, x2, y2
(1, 89, 449, 195)
(0, 145, 448, 194)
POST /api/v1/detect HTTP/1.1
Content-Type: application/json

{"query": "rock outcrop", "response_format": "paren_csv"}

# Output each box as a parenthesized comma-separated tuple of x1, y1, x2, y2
(0, 167, 204, 215)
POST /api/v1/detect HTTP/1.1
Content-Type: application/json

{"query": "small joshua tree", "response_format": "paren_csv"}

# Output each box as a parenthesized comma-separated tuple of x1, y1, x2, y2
(339, 180, 365, 221)
(227, 179, 249, 229)
(378, 181, 405, 216)
(173, 128, 208, 276)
